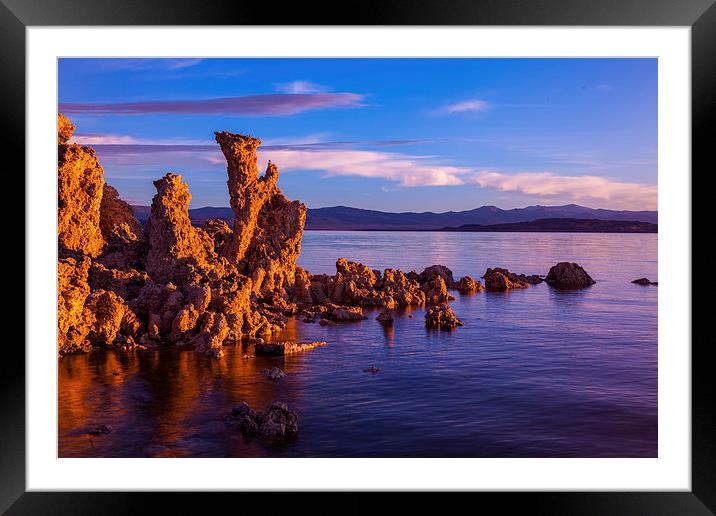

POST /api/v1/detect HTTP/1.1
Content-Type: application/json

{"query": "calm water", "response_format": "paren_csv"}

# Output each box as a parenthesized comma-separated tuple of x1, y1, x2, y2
(59, 232, 658, 457)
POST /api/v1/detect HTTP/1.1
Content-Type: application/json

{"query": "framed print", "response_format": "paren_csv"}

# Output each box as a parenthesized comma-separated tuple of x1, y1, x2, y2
(6, 0, 712, 513)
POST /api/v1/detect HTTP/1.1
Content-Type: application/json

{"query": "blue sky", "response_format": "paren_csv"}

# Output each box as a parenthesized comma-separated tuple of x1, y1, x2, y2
(58, 58, 657, 211)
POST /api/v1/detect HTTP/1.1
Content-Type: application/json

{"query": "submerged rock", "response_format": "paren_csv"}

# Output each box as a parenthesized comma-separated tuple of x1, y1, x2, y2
(88, 424, 112, 436)
(362, 366, 380, 374)
(632, 277, 657, 286)
(255, 340, 327, 356)
(227, 402, 298, 440)
(545, 262, 596, 289)
(376, 308, 394, 324)
(425, 303, 464, 330)
(262, 367, 287, 381)
(329, 306, 368, 322)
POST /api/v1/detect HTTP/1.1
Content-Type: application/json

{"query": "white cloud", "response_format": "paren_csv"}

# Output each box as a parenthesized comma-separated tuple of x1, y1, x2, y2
(275, 80, 329, 94)
(473, 171, 657, 210)
(438, 99, 490, 115)
(70, 134, 140, 145)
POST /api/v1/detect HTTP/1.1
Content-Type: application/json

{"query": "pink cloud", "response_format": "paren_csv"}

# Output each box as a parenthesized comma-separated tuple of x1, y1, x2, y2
(256, 148, 471, 187)
(473, 171, 657, 210)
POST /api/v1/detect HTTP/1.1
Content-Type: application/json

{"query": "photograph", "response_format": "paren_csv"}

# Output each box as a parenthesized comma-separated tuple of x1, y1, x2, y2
(56, 57, 660, 459)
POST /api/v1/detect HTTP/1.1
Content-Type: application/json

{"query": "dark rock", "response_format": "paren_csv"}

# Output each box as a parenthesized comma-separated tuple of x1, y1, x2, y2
(227, 401, 298, 440)
(376, 308, 394, 324)
(545, 262, 596, 289)
(88, 424, 112, 436)
(632, 277, 657, 286)
(262, 367, 287, 380)
(362, 366, 380, 373)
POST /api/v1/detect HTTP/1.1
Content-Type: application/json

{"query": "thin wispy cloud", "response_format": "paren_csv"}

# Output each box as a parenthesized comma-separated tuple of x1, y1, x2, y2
(275, 80, 329, 94)
(59, 92, 366, 117)
(71, 133, 211, 146)
(473, 171, 657, 210)
(89, 58, 205, 71)
(437, 99, 491, 115)
(70, 134, 140, 145)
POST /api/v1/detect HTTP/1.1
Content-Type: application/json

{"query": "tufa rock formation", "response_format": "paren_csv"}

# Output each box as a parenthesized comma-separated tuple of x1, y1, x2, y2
(215, 132, 306, 297)
(419, 265, 457, 289)
(100, 184, 142, 244)
(58, 114, 106, 258)
(57, 115, 307, 357)
(57, 256, 96, 355)
(545, 262, 596, 289)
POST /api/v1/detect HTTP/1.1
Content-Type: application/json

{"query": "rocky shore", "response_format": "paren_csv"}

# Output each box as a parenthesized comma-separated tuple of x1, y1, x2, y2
(57, 114, 598, 360)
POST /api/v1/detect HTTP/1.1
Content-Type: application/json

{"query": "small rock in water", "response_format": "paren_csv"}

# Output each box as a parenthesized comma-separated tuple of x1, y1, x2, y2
(482, 267, 532, 290)
(88, 424, 112, 436)
(544, 262, 595, 289)
(456, 275, 483, 294)
(425, 303, 464, 330)
(263, 367, 287, 381)
(226, 401, 298, 440)
(242, 354, 254, 359)
(329, 306, 368, 322)
(362, 366, 380, 374)
(319, 318, 337, 327)
(255, 340, 327, 356)
(632, 277, 657, 286)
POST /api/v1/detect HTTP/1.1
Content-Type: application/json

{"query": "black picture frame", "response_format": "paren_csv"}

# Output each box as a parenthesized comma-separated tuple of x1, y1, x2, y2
(4, 0, 711, 513)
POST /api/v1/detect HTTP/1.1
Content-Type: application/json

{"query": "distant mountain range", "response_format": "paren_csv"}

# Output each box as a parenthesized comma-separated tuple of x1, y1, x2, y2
(443, 218, 657, 233)
(130, 203, 658, 231)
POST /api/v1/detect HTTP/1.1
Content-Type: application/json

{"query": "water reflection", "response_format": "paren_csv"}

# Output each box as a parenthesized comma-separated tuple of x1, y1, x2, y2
(59, 232, 657, 458)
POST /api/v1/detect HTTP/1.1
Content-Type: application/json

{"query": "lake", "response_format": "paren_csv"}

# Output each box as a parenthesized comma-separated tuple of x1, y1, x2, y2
(58, 231, 658, 457)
